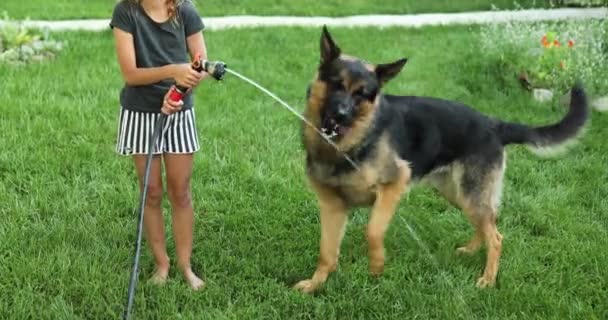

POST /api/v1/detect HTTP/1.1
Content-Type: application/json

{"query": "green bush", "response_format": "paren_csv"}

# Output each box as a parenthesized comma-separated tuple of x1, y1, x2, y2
(560, 0, 607, 7)
(478, 16, 608, 97)
(0, 12, 65, 65)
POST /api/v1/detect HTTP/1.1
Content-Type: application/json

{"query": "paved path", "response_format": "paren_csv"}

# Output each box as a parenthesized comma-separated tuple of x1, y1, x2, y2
(0, 8, 606, 31)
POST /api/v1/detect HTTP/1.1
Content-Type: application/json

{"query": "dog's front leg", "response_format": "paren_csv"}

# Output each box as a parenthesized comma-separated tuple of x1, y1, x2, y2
(367, 163, 411, 276)
(294, 180, 347, 294)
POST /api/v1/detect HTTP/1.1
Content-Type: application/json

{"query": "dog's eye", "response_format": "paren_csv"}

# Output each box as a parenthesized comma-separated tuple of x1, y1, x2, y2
(354, 86, 377, 101)
(329, 78, 344, 90)
(333, 82, 345, 91)
(353, 87, 366, 97)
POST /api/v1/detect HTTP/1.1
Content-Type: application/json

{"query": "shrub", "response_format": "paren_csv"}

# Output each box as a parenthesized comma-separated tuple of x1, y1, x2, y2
(478, 12, 608, 97)
(560, 0, 606, 6)
(0, 12, 65, 66)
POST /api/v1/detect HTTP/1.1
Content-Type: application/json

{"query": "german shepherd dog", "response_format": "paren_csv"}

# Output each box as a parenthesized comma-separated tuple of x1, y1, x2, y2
(295, 26, 588, 293)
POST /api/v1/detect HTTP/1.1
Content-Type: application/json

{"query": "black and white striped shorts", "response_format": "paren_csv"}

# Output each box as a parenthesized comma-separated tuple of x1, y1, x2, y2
(115, 107, 200, 156)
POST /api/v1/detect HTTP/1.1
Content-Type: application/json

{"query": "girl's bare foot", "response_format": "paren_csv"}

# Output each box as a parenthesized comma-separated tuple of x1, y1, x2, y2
(149, 261, 170, 286)
(181, 267, 205, 291)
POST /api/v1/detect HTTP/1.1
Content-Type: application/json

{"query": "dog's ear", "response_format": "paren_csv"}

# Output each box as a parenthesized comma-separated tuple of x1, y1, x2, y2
(320, 25, 341, 64)
(375, 58, 408, 85)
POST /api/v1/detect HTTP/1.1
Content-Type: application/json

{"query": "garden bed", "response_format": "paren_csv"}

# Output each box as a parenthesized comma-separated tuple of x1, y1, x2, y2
(478, 15, 608, 110)
(0, 14, 65, 65)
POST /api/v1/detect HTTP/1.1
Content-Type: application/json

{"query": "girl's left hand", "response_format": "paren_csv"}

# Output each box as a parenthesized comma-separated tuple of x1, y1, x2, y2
(183, 71, 207, 93)
(162, 86, 184, 115)
(194, 71, 210, 87)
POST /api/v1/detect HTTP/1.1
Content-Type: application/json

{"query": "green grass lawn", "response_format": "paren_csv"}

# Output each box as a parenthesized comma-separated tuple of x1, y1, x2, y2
(1, 0, 567, 20)
(1, 25, 607, 319)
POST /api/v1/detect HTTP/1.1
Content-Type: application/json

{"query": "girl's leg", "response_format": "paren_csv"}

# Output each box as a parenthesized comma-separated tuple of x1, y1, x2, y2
(132, 155, 170, 284)
(163, 153, 204, 290)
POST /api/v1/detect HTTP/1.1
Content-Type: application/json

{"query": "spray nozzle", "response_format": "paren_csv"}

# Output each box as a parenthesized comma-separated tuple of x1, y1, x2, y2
(204, 60, 227, 81)
(168, 54, 227, 102)
(191, 54, 227, 81)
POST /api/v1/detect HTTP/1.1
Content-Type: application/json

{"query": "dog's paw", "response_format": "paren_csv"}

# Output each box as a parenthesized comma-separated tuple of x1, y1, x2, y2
(293, 279, 318, 294)
(475, 276, 496, 289)
(369, 261, 384, 277)
(456, 246, 477, 255)
(368, 248, 385, 277)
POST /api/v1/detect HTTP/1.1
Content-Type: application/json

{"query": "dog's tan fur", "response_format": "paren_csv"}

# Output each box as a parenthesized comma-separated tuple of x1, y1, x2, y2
(303, 76, 379, 156)
(423, 155, 506, 287)
(295, 155, 412, 293)
(296, 71, 419, 293)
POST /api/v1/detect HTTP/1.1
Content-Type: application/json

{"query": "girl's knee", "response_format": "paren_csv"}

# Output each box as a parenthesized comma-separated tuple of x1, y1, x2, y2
(145, 184, 164, 207)
(168, 186, 192, 209)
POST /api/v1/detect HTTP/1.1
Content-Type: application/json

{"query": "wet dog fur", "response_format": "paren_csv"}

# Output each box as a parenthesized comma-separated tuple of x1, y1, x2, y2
(294, 26, 589, 293)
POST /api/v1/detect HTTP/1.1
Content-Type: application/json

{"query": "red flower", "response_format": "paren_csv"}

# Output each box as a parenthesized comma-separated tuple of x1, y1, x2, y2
(568, 39, 575, 47)
(553, 39, 561, 47)
(541, 35, 550, 47)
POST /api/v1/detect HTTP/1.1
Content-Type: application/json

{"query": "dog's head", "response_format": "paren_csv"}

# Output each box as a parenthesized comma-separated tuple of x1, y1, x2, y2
(306, 26, 408, 142)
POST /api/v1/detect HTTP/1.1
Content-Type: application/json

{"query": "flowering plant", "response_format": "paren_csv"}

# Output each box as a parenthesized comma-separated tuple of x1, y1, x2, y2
(478, 16, 607, 97)
(0, 12, 65, 66)
(525, 31, 576, 90)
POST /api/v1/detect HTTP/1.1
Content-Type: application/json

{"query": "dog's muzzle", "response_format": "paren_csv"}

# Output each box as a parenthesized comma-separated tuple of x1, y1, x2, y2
(321, 112, 351, 139)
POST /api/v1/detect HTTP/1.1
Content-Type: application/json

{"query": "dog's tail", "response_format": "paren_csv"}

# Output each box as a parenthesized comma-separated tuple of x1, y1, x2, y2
(497, 82, 589, 157)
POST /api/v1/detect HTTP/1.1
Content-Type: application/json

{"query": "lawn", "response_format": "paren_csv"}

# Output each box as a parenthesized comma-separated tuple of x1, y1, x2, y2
(1, 24, 607, 319)
(1, 0, 571, 20)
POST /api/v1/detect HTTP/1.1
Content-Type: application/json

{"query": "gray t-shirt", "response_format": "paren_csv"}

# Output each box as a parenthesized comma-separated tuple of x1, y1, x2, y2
(110, 0, 204, 113)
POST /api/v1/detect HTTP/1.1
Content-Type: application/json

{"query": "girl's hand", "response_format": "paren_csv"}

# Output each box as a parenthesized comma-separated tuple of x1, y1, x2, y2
(172, 63, 203, 88)
(161, 86, 184, 115)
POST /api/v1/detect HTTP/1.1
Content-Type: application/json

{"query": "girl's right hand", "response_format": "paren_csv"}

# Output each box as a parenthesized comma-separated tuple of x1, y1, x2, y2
(172, 63, 203, 88)
(161, 86, 184, 115)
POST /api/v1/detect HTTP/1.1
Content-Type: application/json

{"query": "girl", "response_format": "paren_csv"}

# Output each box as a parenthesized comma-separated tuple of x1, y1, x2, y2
(110, 0, 208, 290)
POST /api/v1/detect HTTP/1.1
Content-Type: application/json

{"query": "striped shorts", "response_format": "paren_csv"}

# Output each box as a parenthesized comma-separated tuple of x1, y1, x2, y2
(115, 107, 200, 156)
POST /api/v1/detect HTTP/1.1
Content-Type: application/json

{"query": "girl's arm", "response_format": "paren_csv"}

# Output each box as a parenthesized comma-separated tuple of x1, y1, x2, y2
(186, 31, 208, 62)
(113, 27, 200, 87)
(186, 31, 210, 83)
(185, 31, 210, 85)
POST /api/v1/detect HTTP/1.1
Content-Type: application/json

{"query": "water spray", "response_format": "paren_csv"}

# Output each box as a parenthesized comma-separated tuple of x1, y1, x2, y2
(224, 68, 360, 170)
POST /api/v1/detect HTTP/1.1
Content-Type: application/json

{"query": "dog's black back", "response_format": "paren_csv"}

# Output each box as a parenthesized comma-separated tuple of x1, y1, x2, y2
(381, 95, 503, 179)
(337, 86, 587, 181)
